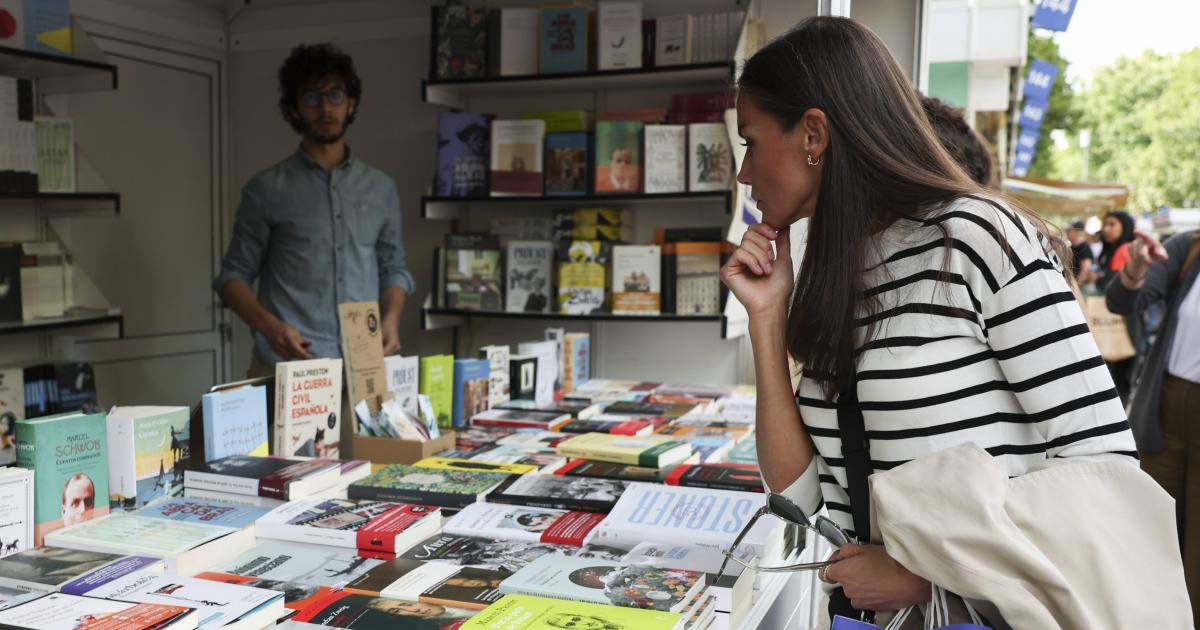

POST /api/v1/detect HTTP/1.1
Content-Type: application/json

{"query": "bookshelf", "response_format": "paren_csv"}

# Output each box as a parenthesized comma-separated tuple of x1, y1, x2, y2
(422, 190, 732, 220)
(0, 309, 123, 338)
(0, 44, 119, 94)
(0, 192, 120, 217)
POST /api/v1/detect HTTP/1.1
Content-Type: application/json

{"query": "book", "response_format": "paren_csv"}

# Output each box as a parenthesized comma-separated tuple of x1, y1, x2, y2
(443, 503, 604, 547)
(555, 433, 693, 468)
(589, 482, 777, 553)
(479, 345, 511, 407)
(453, 426, 516, 452)
(185, 455, 341, 502)
(452, 359, 491, 429)
(491, 8, 540, 76)
(643, 125, 687, 194)
(516, 339, 560, 403)
(413, 457, 536, 476)
(43, 512, 255, 575)
(557, 241, 607, 315)
(0, 587, 39, 612)
(287, 587, 474, 628)
(687, 122, 733, 192)
(594, 120, 642, 193)
(554, 459, 666, 483)
(81, 570, 284, 630)
(469, 446, 567, 473)
(621, 542, 752, 614)
(490, 119, 546, 196)
(520, 110, 592, 134)
(486, 474, 627, 513)
(499, 553, 704, 613)
(181, 489, 283, 510)
(433, 2, 487, 80)
(401, 535, 624, 574)
(273, 358, 343, 459)
(494, 399, 598, 418)
(725, 439, 757, 465)
(382, 355, 420, 418)
(673, 242, 723, 315)
(562, 333, 590, 394)
(656, 14, 693, 66)
(642, 18, 656, 68)
(0, 593, 198, 630)
(348, 465, 510, 510)
(435, 112, 490, 197)
(0, 468, 33, 558)
(602, 400, 696, 419)
(655, 422, 750, 443)
(210, 541, 383, 594)
(540, 6, 589, 74)
(508, 354, 538, 401)
(544, 328, 566, 396)
(611, 245, 661, 315)
(544, 132, 589, 196)
(15, 411, 109, 546)
(0, 546, 162, 595)
(201, 386, 269, 463)
(105, 406, 189, 511)
(463, 594, 683, 630)
(470, 409, 571, 432)
(598, 1, 642, 71)
(133, 498, 269, 530)
(445, 233, 503, 311)
(256, 498, 441, 558)
(33, 116, 73, 193)
(559, 417, 652, 437)
(310, 556, 503, 611)
(664, 464, 762, 493)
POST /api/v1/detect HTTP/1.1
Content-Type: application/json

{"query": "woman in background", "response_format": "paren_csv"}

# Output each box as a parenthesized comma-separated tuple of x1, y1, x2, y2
(1097, 209, 1140, 401)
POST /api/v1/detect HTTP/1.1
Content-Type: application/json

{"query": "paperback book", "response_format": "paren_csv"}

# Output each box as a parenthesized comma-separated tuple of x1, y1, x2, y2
(210, 541, 383, 594)
(499, 553, 704, 613)
(81, 570, 284, 630)
(201, 385, 269, 462)
(0, 468, 33, 558)
(612, 245, 662, 315)
(184, 455, 342, 501)
(420, 355, 455, 430)
(554, 433, 693, 469)
(435, 112, 490, 197)
(544, 132, 589, 196)
(106, 406, 190, 510)
(479, 345, 511, 407)
(274, 358, 343, 458)
(383, 355, 420, 418)
(348, 465, 510, 510)
(486, 474, 627, 514)
(433, 2, 488, 80)
(553, 460, 666, 483)
(452, 359, 491, 428)
(443, 503, 605, 547)
(463, 594, 683, 630)
(0, 367, 23, 465)
(598, 1, 643, 70)
(255, 498, 441, 558)
(0, 593, 197, 630)
(540, 6, 589, 74)
(688, 122, 733, 192)
(401, 534, 624, 575)
(288, 587, 474, 628)
(133, 497, 269, 529)
(489, 8, 539, 76)
(505, 241, 554, 313)
(413, 457, 537, 476)
(490, 119, 546, 196)
(0, 546, 162, 594)
(557, 241, 607, 315)
(559, 417, 653, 436)
(15, 411, 109, 546)
(470, 409, 571, 432)
(643, 125, 687, 193)
(562, 333, 590, 394)
(334, 557, 504, 611)
(444, 233, 503, 311)
(594, 120, 642, 193)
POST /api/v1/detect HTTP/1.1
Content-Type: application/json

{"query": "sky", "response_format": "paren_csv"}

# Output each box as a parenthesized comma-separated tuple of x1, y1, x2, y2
(1055, 0, 1200, 85)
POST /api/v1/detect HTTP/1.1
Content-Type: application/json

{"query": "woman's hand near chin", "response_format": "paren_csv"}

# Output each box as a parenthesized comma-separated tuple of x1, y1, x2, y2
(721, 223, 795, 322)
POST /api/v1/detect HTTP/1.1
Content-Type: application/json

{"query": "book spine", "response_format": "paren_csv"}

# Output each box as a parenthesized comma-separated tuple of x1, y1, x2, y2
(556, 445, 639, 466)
(347, 486, 475, 510)
(469, 417, 551, 430)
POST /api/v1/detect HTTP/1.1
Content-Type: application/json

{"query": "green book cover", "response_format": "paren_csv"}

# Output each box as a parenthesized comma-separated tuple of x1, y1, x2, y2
(348, 465, 510, 509)
(107, 406, 190, 510)
(421, 355, 455, 430)
(594, 120, 643, 193)
(463, 594, 682, 630)
(15, 411, 110, 546)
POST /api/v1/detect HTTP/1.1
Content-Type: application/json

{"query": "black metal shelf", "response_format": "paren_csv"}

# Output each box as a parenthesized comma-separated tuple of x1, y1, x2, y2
(422, 190, 731, 219)
(426, 306, 721, 323)
(0, 44, 118, 94)
(0, 310, 124, 337)
(422, 62, 734, 108)
(0, 192, 120, 216)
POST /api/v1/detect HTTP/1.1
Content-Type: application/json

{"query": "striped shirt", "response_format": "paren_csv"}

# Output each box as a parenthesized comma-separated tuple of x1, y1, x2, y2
(774, 196, 1137, 540)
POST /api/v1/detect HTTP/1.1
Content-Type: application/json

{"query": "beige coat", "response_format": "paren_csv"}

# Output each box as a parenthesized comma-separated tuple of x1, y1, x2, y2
(868, 444, 1191, 629)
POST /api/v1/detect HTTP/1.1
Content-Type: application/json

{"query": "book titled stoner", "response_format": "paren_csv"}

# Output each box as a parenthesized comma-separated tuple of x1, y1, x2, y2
(274, 358, 343, 459)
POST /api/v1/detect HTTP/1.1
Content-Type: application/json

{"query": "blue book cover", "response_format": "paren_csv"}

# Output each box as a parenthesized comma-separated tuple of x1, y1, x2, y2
(544, 132, 590, 196)
(135, 497, 270, 529)
(541, 7, 589, 74)
(202, 385, 269, 461)
(436, 112, 490, 197)
(452, 359, 492, 428)
(23, 0, 71, 56)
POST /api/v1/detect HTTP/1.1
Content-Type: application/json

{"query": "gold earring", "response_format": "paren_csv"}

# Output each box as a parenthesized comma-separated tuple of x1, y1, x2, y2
(807, 154, 821, 166)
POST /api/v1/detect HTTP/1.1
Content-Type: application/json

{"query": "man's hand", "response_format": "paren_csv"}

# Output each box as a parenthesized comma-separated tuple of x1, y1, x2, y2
(823, 544, 930, 612)
(381, 316, 402, 356)
(263, 319, 314, 360)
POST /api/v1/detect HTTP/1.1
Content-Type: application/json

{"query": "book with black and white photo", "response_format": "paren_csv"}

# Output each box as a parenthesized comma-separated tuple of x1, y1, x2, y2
(401, 534, 625, 575)
(348, 465, 510, 510)
(185, 455, 341, 502)
(442, 502, 604, 547)
(486, 473, 628, 513)
(255, 497, 441, 558)
(612, 245, 662, 315)
(0, 546, 165, 595)
(383, 355, 420, 418)
(688, 122, 733, 192)
(506, 240, 554, 313)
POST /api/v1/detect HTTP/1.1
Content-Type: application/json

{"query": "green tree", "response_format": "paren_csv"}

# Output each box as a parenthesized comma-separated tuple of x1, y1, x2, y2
(1025, 32, 1078, 178)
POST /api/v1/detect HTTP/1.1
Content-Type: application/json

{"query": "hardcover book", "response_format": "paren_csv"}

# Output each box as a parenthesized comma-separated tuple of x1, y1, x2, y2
(383, 355, 420, 418)
(15, 411, 109, 546)
(445, 233, 503, 311)
(420, 354, 455, 430)
(133, 497, 269, 530)
(594, 120, 642, 193)
(462, 594, 683, 630)
(479, 345, 511, 407)
(490, 119, 546, 196)
(499, 553, 703, 612)
(554, 433, 693, 469)
(274, 358, 343, 458)
(540, 6, 589, 74)
(184, 455, 342, 501)
(598, 1, 642, 70)
(544, 132, 589, 196)
(348, 465, 510, 510)
(643, 124, 687, 194)
(688, 122, 733, 192)
(255, 497, 441, 557)
(443, 502, 604, 547)
(486, 473, 627, 513)
(435, 112, 490, 197)
(452, 359, 491, 429)
(0, 468, 33, 558)
(433, 2, 488, 80)
(106, 406, 189, 510)
(401, 534, 624, 574)
(0, 593, 196, 630)
(557, 241, 607, 315)
(612, 245, 662, 315)
(201, 385, 269, 463)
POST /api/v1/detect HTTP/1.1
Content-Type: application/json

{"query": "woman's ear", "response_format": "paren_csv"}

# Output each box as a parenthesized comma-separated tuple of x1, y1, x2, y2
(800, 108, 830, 160)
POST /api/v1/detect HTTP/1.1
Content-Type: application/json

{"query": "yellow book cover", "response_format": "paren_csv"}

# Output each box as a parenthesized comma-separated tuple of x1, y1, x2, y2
(413, 457, 536, 475)
(554, 433, 691, 468)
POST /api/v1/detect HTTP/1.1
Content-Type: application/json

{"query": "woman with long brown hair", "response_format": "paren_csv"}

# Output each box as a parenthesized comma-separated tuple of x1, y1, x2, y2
(722, 17, 1138, 622)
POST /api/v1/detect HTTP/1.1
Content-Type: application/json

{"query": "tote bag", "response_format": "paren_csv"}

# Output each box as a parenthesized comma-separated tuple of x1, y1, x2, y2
(1084, 295, 1136, 361)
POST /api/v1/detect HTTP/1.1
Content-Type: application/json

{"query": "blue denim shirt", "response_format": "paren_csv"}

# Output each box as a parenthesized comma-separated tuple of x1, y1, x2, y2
(214, 148, 414, 365)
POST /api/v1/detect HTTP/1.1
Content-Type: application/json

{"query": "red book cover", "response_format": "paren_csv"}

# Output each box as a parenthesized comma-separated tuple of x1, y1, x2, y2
(541, 511, 605, 546)
(81, 603, 193, 630)
(259, 459, 337, 499)
(490, 170, 542, 195)
(670, 91, 736, 112)
(356, 504, 439, 555)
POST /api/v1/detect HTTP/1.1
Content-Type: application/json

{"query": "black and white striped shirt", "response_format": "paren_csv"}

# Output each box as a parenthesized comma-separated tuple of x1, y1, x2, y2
(776, 196, 1137, 539)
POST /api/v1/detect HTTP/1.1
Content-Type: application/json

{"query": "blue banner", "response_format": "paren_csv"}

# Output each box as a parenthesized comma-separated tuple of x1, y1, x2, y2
(1032, 0, 1077, 32)
(1023, 59, 1058, 102)
(1017, 127, 1040, 154)
(1011, 145, 1034, 177)
(1018, 98, 1049, 129)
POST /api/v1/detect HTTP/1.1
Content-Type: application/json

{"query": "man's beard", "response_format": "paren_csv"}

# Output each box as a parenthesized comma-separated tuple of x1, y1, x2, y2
(302, 117, 346, 144)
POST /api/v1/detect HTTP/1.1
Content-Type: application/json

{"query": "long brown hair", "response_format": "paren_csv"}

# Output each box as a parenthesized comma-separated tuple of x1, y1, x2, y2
(738, 17, 1054, 397)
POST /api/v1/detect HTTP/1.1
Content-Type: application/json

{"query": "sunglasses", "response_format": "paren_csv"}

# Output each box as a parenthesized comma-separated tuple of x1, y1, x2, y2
(715, 492, 853, 582)
(300, 88, 348, 108)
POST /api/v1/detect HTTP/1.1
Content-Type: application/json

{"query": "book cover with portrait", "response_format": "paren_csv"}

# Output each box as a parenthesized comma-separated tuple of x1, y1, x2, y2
(14, 411, 109, 546)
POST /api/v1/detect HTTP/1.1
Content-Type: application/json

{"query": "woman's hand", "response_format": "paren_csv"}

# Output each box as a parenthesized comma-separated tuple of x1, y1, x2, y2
(823, 544, 931, 612)
(720, 224, 795, 320)
(1123, 230, 1170, 280)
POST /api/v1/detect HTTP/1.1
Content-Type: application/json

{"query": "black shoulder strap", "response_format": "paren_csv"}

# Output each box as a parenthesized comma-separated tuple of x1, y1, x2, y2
(837, 373, 872, 542)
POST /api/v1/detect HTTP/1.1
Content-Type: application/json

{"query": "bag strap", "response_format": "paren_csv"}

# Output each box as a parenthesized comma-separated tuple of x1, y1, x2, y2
(1173, 234, 1200, 293)
(837, 372, 872, 542)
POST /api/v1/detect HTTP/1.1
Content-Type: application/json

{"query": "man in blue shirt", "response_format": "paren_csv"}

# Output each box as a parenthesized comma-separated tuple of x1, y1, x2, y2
(215, 43, 413, 375)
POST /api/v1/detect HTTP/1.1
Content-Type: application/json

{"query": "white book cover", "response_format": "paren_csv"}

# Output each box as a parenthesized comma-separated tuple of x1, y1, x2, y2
(590, 482, 776, 553)
(598, 1, 642, 70)
(0, 468, 33, 558)
(82, 569, 282, 630)
(499, 8, 540, 76)
(0, 367, 23, 466)
(378, 561, 461, 601)
(518, 340, 558, 404)
(479, 345, 511, 406)
(612, 245, 662, 315)
(274, 358, 343, 459)
(688, 122, 734, 192)
(656, 14, 693, 66)
(544, 328, 566, 392)
(383, 355, 420, 418)
(106, 406, 190, 510)
(0, 592, 196, 629)
(643, 125, 686, 194)
(442, 502, 567, 544)
(505, 241, 554, 313)
(255, 497, 441, 555)
(489, 119, 546, 197)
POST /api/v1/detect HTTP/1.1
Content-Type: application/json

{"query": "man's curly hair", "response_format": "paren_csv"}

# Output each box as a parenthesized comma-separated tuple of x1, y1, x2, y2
(921, 95, 996, 188)
(278, 43, 363, 133)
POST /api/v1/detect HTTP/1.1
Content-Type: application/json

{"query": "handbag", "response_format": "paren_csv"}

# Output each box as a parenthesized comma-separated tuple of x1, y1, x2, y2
(828, 372, 875, 623)
(832, 585, 992, 630)
(1083, 295, 1137, 361)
